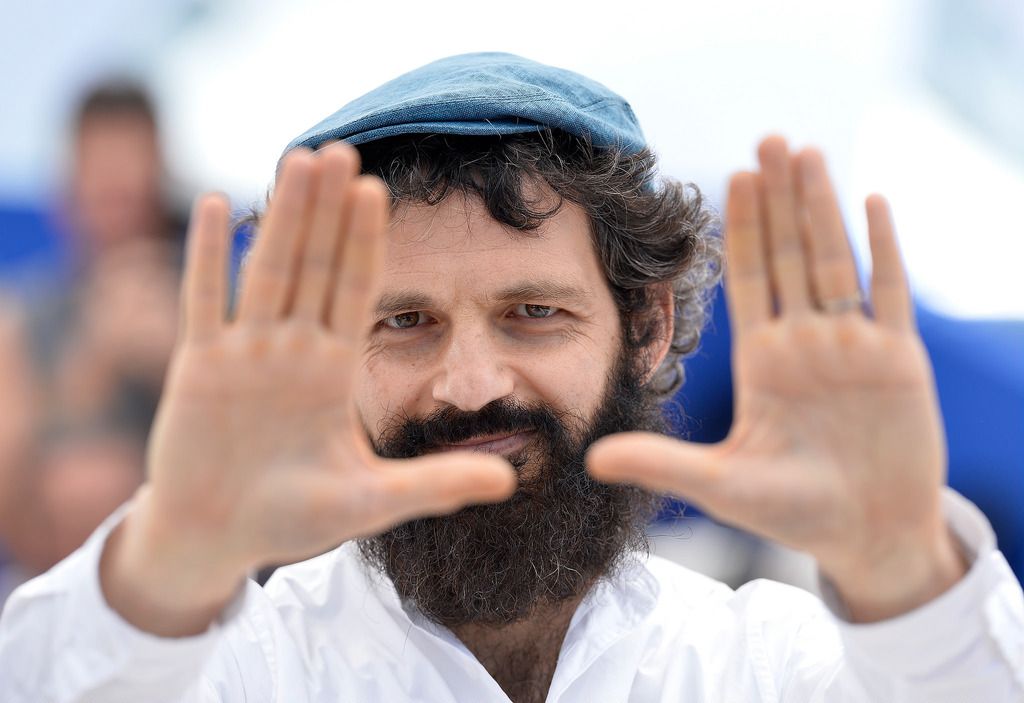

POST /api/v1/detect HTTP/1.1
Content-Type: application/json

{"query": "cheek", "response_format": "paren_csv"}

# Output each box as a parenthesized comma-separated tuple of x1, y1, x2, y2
(516, 345, 613, 418)
(355, 353, 431, 431)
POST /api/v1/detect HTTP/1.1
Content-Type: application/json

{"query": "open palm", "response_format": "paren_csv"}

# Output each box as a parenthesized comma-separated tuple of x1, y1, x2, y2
(144, 145, 514, 577)
(587, 137, 951, 601)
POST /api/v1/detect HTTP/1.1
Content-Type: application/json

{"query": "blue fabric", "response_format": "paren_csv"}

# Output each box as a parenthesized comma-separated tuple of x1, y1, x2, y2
(284, 52, 646, 155)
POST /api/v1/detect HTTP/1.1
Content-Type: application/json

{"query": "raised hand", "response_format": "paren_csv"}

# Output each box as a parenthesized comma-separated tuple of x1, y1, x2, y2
(587, 136, 965, 621)
(102, 145, 515, 635)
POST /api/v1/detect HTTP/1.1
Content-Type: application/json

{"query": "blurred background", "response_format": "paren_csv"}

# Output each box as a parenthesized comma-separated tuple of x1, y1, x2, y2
(0, 0, 1021, 605)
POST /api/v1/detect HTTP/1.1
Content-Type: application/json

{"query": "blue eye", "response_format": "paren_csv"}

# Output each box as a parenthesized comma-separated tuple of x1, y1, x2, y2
(383, 311, 427, 329)
(514, 304, 557, 319)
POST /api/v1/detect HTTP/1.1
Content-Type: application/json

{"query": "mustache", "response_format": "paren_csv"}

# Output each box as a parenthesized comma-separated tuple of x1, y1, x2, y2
(374, 397, 580, 459)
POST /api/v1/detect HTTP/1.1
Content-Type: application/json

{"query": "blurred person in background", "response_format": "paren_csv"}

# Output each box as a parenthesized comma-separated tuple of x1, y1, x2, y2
(34, 423, 145, 563)
(0, 82, 183, 604)
(46, 80, 182, 433)
(0, 304, 43, 604)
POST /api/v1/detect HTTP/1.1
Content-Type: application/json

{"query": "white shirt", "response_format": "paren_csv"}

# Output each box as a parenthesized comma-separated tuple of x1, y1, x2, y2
(1, 490, 1022, 703)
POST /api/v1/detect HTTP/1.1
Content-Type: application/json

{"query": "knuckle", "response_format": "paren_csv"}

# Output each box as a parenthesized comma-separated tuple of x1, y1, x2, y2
(789, 317, 825, 347)
(323, 340, 355, 367)
(278, 321, 320, 354)
(234, 329, 272, 359)
(835, 315, 868, 347)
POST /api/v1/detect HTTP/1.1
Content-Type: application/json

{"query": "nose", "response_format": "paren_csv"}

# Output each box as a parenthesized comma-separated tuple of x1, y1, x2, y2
(431, 324, 514, 412)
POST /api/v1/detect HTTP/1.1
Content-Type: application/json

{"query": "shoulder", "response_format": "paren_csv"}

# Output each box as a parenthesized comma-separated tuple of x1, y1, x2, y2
(643, 553, 735, 604)
(261, 542, 391, 615)
(644, 553, 826, 618)
(641, 553, 838, 659)
(636, 554, 843, 688)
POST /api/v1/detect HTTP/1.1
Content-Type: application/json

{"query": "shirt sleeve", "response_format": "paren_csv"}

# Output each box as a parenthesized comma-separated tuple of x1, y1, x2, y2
(0, 504, 250, 703)
(814, 489, 1024, 702)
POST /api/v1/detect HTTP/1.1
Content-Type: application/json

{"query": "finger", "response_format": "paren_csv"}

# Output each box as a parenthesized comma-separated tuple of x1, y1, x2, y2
(329, 177, 389, 344)
(376, 452, 517, 523)
(291, 144, 360, 323)
(586, 432, 724, 509)
(795, 149, 862, 309)
(724, 172, 773, 335)
(757, 136, 812, 313)
(235, 149, 315, 324)
(866, 194, 914, 331)
(181, 193, 230, 343)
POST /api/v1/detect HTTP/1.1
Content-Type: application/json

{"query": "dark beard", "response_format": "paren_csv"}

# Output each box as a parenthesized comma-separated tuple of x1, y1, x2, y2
(359, 352, 666, 628)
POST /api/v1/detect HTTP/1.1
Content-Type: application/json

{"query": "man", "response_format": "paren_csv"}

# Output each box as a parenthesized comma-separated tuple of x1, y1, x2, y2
(53, 81, 181, 436)
(0, 52, 1021, 702)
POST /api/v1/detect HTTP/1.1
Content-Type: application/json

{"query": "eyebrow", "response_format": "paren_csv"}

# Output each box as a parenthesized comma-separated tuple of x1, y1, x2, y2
(491, 281, 590, 306)
(373, 292, 435, 319)
(372, 281, 591, 319)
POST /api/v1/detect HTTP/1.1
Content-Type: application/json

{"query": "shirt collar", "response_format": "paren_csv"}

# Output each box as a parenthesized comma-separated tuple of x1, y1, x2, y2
(370, 550, 661, 693)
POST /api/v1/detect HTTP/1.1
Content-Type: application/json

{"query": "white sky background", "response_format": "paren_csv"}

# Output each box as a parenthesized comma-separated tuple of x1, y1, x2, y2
(1, 0, 1022, 318)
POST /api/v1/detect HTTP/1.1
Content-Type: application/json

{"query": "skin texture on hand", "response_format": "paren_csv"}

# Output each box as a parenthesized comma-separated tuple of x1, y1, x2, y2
(587, 136, 965, 622)
(100, 145, 516, 636)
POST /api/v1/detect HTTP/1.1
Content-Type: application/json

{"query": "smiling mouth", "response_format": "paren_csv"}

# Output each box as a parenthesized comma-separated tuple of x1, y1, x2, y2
(435, 431, 535, 455)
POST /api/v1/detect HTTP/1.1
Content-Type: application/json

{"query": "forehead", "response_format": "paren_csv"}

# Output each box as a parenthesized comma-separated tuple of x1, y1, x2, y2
(382, 193, 608, 300)
(75, 116, 159, 166)
(77, 114, 155, 144)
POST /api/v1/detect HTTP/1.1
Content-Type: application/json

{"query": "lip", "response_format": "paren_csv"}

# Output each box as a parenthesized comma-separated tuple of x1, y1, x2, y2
(437, 431, 535, 455)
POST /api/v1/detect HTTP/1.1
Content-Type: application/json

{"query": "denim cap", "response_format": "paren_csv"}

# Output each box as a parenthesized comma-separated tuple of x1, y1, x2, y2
(283, 52, 646, 156)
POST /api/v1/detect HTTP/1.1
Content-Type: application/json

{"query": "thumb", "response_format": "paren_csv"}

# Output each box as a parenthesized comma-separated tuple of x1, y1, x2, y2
(586, 432, 724, 506)
(378, 452, 517, 522)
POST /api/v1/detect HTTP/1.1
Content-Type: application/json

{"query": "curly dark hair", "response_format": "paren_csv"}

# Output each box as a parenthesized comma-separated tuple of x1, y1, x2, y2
(247, 129, 721, 399)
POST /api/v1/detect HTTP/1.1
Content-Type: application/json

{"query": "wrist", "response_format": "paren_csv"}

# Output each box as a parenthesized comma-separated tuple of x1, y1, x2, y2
(825, 525, 967, 623)
(99, 494, 247, 636)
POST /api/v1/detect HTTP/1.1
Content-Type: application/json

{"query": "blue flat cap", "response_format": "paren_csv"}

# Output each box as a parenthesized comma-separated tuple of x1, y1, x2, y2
(284, 52, 646, 155)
